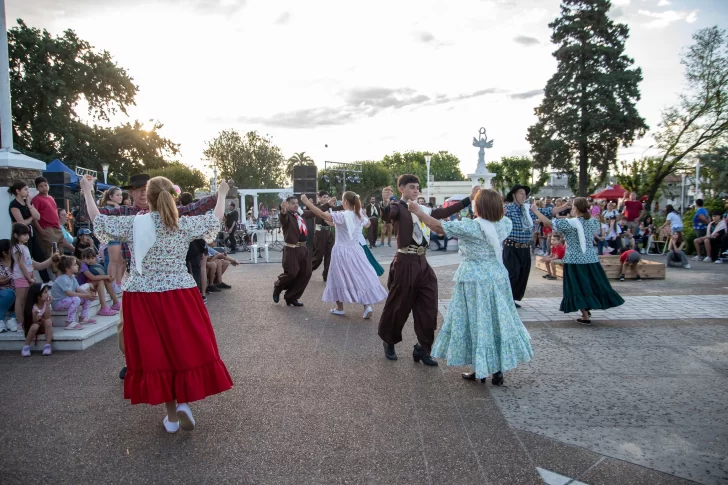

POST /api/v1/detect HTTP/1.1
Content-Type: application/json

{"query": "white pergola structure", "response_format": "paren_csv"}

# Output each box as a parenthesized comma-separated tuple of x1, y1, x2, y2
(238, 188, 292, 219)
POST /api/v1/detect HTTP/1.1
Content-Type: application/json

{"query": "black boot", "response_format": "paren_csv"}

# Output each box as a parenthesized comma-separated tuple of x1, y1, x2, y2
(383, 342, 398, 360)
(462, 372, 486, 383)
(412, 344, 438, 366)
(287, 300, 304, 307)
(119, 366, 127, 380)
(273, 286, 281, 303)
(492, 371, 504, 386)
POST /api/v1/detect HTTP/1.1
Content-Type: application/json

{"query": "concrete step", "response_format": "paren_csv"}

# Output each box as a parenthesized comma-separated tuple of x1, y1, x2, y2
(49, 294, 120, 327)
(0, 311, 120, 351)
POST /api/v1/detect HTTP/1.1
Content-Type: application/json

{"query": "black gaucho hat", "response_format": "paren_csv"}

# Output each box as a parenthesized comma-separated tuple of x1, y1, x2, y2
(121, 173, 151, 190)
(505, 184, 531, 203)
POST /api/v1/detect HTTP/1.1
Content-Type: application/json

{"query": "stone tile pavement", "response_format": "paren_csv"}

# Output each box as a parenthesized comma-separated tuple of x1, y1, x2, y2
(439, 295, 728, 322)
(0, 256, 725, 484)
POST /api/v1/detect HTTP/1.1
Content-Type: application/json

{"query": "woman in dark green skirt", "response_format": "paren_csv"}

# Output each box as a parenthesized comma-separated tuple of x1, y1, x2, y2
(531, 197, 624, 325)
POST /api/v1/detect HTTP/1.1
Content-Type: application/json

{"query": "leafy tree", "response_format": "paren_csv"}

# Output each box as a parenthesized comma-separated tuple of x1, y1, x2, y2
(698, 147, 728, 196)
(645, 26, 728, 210)
(203, 129, 286, 208)
(285, 152, 314, 182)
(614, 158, 663, 199)
(8, 19, 178, 182)
(526, 0, 648, 196)
(148, 161, 207, 194)
(381, 150, 465, 189)
(486, 156, 548, 195)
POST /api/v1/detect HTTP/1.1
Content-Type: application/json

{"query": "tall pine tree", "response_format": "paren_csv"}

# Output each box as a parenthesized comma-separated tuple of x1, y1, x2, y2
(527, 0, 648, 196)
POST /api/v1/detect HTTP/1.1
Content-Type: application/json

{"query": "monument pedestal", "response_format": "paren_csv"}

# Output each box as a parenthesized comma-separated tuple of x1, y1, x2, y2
(469, 171, 496, 189)
(0, 148, 46, 237)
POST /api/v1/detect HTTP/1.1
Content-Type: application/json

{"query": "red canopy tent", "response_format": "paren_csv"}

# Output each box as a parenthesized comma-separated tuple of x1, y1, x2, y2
(590, 184, 628, 200)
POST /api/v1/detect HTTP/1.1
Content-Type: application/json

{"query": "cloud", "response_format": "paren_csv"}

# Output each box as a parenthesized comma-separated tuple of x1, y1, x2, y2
(637, 9, 699, 28)
(416, 31, 435, 43)
(236, 87, 503, 128)
(611, 0, 630, 5)
(509, 89, 543, 100)
(10, 0, 247, 18)
(657, 0, 671, 6)
(514, 35, 540, 46)
(274, 11, 291, 25)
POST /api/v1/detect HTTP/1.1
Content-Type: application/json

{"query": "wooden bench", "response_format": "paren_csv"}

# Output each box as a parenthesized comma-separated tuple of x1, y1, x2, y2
(535, 255, 666, 279)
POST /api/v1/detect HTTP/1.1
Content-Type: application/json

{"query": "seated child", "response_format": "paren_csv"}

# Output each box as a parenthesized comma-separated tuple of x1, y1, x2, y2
(73, 228, 98, 260)
(20, 283, 54, 357)
(76, 247, 120, 316)
(541, 233, 565, 280)
(619, 248, 642, 282)
(50, 254, 97, 329)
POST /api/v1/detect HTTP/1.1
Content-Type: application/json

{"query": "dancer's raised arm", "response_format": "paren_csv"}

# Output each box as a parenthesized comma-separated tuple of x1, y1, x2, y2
(300, 194, 333, 223)
(79, 176, 100, 223)
(407, 201, 445, 236)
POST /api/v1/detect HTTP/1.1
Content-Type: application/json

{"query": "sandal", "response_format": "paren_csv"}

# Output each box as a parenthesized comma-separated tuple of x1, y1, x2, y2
(110, 302, 121, 311)
(576, 318, 592, 326)
(79, 318, 97, 324)
(65, 322, 84, 330)
(97, 307, 118, 317)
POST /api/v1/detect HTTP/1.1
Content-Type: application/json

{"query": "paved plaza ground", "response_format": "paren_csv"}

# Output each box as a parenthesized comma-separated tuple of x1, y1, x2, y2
(0, 244, 726, 484)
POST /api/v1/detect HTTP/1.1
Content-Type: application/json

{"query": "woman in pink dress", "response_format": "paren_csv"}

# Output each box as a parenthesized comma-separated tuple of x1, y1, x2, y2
(300, 192, 388, 319)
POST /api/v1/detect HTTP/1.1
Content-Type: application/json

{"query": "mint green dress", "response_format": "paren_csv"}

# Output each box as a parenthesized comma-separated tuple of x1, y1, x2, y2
(432, 218, 533, 378)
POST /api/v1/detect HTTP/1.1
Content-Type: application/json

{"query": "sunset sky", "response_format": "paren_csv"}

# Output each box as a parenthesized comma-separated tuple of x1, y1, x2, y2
(8, 0, 728, 177)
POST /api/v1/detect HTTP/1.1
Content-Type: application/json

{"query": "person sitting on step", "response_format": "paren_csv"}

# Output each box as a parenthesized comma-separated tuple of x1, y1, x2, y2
(541, 233, 565, 281)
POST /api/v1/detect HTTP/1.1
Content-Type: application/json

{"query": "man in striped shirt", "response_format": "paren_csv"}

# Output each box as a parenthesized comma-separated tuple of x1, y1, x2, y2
(503, 185, 561, 308)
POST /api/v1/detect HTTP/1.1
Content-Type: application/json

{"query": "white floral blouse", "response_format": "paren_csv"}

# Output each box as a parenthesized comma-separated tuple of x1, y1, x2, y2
(93, 212, 219, 293)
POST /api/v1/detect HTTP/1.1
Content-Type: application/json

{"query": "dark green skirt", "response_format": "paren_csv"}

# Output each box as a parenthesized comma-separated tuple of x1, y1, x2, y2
(361, 244, 384, 277)
(560, 263, 624, 313)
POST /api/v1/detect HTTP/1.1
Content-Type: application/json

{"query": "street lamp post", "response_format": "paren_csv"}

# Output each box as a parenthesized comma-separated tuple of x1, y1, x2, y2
(425, 154, 432, 201)
(101, 163, 110, 184)
(681, 173, 686, 214)
(694, 161, 701, 201)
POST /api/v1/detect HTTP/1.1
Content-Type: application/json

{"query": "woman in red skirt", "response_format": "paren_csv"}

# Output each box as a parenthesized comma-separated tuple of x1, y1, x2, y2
(80, 175, 233, 433)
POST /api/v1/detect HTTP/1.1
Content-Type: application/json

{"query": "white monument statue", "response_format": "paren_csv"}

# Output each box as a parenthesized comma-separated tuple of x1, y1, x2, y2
(469, 127, 496, 189)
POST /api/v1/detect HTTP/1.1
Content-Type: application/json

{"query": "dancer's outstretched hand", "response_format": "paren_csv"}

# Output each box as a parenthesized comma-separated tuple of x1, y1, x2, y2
(407, 200, 421, 214)
(79, 175, 95, 193)
(470, 185, 480, 199)
(382, 187, 393, 201)
(217, 180, 229, 197)
(300, 194, 311, 206)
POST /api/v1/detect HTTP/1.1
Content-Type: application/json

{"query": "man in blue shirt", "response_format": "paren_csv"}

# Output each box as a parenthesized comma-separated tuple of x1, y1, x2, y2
(692, 199, 710, 238)
(503, 185, 562, 308)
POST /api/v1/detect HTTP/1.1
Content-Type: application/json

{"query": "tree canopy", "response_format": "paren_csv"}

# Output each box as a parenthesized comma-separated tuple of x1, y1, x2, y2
(148, 161, 207, 194)
(8, 19, 179, 184)
(203, 129, 286, 191)
(486, 157, 548, 196)
(526, 0, 648, 196)
(644, 26, 728, 210)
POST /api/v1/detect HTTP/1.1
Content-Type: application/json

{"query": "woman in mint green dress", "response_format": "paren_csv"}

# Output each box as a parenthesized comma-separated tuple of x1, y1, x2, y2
(406, 189, 533, 386)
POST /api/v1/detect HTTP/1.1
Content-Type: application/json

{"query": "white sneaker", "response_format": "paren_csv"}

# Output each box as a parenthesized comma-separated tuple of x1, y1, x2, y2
(0, 320, 6, 333)
(684, 264, 692, 269)
(703, 257, 712, 263)
(640, 249, 646, 254)
(21, 345, 30, 357)
(5, 317, 18, 332)
(330, 309, 345, 316)
(176, 404, 195, 431)
(692, 256, 700, 261)
(363, 305, 373, 320)
(42, 344, 52, 356)
(716, 259, 723, 264)
(163, 416, 179, 433)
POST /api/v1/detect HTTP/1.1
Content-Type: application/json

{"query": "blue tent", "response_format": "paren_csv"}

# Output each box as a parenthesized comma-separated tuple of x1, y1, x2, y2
(44, 159, 113, 190)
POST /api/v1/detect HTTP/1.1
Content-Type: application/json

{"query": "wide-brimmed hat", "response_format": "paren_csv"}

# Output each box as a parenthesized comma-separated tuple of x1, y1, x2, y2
(121, 173, 150, 190)
(505, 184, 531, 202)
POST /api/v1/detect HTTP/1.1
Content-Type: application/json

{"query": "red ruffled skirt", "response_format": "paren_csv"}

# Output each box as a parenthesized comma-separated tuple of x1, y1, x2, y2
(122, 288, 233, 405)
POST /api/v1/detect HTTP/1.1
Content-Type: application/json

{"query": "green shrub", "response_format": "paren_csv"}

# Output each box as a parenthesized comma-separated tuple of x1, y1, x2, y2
(681, 198, 726, 255)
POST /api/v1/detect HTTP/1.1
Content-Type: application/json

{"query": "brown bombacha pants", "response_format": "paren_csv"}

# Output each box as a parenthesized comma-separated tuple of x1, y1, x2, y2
(275, 246, 312, 303)
(377, 253, 438, 354)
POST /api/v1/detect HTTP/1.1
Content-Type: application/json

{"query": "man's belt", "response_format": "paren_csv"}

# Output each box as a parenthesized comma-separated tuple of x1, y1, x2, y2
(315, 224, 331, 231)
(284, 242, 307, 248)
(397, 245, 427, 255)
(504, 240, 530, 248)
